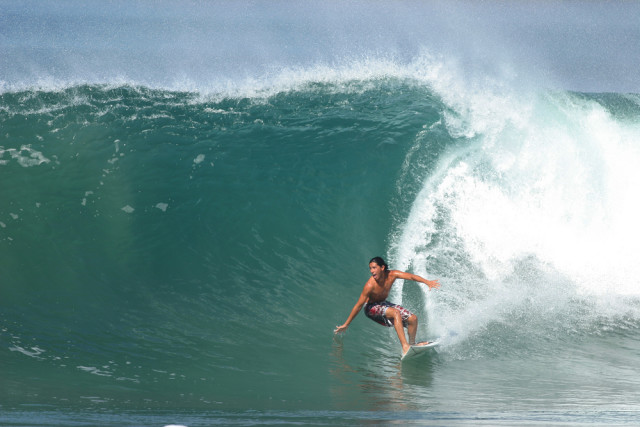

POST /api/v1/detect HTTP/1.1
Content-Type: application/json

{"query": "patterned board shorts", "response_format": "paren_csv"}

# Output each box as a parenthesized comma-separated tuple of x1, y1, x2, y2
(364, 301, 414, 327)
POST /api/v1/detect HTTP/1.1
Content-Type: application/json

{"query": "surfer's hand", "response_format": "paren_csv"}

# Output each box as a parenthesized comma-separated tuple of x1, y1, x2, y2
(426, 279, 440, 290)
(334, 324, 348, 334)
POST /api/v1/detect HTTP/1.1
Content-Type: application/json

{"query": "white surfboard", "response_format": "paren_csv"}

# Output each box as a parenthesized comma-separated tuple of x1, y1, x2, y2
(401, 341, 439, 361)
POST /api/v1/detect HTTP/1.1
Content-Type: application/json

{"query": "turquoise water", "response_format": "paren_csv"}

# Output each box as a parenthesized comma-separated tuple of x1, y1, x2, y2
(3, 2, 640, 426)
(3, 78, 640, 426)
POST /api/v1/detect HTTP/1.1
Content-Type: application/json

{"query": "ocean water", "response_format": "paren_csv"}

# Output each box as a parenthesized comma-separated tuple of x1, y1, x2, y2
(3, 2, 640, 426)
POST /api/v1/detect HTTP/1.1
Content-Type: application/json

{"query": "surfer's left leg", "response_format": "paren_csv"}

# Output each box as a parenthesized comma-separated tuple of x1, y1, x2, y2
(407, 314, 418, 345)
(407, 315, 430, 346)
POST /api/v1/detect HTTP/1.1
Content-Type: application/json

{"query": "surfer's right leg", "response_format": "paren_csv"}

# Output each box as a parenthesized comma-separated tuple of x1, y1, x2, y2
(385, 307, 411, 354)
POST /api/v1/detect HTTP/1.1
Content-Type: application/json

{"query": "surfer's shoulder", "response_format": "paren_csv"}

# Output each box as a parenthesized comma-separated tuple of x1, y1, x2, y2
(387, 269, 402, 278)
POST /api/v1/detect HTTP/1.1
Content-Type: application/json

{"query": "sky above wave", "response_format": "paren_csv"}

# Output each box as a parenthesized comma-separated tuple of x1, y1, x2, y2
(1, 0, 639, 93)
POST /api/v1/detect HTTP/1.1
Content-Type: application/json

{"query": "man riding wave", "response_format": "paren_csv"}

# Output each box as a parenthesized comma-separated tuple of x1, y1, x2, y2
(334, 257, 440, 356)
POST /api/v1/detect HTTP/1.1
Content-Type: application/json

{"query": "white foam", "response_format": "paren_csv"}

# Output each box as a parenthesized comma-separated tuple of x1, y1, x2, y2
(392, 73, 640, 346)
(9, 345, 46, 359)
(77, 366, 111, 377)
(0, 145, 51, 167)
(0, 52, 449, 103)
(400, 80, 640, 287)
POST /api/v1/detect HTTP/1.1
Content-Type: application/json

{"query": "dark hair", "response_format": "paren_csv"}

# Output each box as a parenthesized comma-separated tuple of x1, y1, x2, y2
(369, 256, 388, 270)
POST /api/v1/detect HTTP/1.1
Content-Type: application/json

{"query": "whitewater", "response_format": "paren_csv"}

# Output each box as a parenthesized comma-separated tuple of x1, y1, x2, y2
(2, 1, 640, 426)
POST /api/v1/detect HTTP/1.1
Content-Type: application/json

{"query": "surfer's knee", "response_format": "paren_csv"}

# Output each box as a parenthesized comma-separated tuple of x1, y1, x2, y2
(408, 314, 417, 325)
(386, 307, 402, 321)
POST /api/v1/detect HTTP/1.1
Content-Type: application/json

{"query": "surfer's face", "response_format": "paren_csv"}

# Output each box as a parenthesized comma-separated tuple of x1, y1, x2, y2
(369, 262, 384, 280)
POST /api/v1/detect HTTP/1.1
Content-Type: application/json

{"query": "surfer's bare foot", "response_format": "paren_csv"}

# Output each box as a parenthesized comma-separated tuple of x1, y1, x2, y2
(402, 344, 411, 355)
(415, 341, 430, 346)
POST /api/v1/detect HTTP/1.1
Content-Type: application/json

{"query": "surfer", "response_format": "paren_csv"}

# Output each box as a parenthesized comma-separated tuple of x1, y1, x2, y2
(334, 257, 440, 356)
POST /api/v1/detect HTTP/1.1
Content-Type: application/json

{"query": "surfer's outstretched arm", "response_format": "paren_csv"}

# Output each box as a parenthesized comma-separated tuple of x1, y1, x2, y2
(334, 286, 370, 334)
(391, 270, 440, 290)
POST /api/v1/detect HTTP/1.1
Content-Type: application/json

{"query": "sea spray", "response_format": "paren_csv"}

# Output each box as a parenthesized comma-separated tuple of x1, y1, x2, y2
(391, 76, 640, 355)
